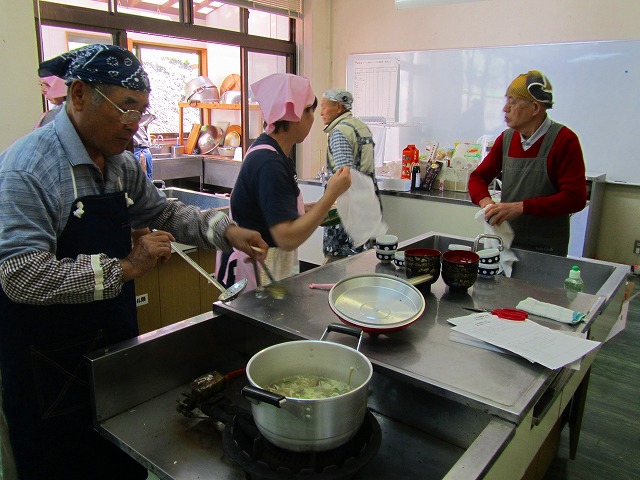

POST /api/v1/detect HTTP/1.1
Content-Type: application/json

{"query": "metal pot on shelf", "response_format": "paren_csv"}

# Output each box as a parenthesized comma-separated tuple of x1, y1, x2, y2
(242, 324, 372, 452)
(184, 76, 220, 103)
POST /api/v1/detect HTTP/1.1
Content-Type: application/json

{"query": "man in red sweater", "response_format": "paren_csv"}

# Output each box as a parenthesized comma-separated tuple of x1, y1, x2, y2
(468, 70, 587, 256)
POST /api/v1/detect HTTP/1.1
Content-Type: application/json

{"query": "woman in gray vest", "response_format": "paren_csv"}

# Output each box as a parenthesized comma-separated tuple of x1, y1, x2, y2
(468, 71, 587, 256)
(320, 88, 380, 262)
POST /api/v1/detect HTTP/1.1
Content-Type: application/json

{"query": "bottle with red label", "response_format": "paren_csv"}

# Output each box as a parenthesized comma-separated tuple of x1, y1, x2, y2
(402, 144, 419, 179)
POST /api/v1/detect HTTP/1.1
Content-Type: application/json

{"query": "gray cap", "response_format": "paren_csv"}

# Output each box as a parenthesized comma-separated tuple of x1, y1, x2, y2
(323, 88, 353, 110)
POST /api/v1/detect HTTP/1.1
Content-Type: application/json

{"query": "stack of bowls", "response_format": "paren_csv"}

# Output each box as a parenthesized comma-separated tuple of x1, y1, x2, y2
(375, 235, 398, 264)
(393, 251, 405, 268)
(442, 250, 480, 291)
(477, 248, 500, 278)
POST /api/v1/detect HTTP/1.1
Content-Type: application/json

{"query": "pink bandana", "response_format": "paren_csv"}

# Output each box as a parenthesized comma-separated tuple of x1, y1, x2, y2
(251, 73, 315, 134)
(42, 76, 67, 100)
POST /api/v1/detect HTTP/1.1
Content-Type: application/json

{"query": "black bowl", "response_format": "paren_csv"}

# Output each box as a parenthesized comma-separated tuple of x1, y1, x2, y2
(404, 248, 441, 285)
(441, 250, 479, 291)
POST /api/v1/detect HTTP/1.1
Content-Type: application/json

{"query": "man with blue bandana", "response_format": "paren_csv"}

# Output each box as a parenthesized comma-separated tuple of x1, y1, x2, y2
(0, 44, 267, 479)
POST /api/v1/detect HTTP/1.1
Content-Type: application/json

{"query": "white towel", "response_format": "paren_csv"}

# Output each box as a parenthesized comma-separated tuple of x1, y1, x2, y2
(517, 297, 586, 324)
(474, 206, 518, 277)
(337, 169, 388, 247)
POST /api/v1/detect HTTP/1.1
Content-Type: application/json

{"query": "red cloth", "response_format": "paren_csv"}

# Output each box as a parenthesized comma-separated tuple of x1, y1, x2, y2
(468, 127, 587, 217)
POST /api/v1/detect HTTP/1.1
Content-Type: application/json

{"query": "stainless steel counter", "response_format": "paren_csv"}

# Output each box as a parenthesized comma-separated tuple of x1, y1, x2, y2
(214, 243, 601, 424)
(88, 231, 629, 480)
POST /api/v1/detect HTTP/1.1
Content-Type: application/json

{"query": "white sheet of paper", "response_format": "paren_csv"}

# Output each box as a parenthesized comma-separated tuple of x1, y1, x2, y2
(451, 315, 601, 370)
(605, 290, 638, 342)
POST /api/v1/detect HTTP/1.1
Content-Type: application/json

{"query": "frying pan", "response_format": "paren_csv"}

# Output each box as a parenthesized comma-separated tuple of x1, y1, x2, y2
(327, 274, 428, 333)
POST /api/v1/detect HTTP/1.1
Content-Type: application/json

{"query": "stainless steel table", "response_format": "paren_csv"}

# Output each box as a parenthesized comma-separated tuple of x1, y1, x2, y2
(214, 248, 599, 425)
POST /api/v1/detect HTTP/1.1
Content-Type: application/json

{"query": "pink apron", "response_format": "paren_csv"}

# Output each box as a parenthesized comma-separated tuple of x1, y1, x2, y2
(217, 144, 305, 291)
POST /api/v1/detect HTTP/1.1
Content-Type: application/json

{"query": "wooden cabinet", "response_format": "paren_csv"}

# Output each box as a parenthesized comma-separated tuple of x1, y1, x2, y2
(135, 246, 221, 334)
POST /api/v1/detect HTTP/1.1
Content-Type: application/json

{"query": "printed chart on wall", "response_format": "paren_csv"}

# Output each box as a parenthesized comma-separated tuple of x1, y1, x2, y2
(352, 57, 399, 122)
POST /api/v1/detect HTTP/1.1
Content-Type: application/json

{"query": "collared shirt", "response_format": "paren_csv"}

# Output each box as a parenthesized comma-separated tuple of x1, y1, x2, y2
(328, 129, 354, 169)
(520, 116, 552, 150)
(0, 107, 233, 305)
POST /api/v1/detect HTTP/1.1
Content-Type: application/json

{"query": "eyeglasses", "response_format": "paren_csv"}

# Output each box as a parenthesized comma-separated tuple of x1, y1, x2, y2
(94, 87, 143, 125)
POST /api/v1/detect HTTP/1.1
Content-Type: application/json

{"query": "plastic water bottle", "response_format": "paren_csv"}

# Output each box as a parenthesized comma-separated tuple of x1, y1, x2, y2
(564, 265, 585, 293)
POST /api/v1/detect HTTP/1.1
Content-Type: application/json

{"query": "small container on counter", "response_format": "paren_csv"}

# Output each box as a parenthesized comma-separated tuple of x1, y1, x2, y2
(411, 165, 421, 190)
(402, 144, 419, 180)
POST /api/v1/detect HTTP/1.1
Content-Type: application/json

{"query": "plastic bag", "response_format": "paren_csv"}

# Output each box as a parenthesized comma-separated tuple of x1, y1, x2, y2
(336, 169, 388, 247)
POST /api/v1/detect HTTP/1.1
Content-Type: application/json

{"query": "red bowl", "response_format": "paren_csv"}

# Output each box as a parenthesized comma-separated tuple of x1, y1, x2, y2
(442, 250, 480, 264)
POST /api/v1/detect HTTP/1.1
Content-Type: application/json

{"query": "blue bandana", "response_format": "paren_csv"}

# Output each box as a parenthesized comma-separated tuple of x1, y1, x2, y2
(38, 44, 151, 92)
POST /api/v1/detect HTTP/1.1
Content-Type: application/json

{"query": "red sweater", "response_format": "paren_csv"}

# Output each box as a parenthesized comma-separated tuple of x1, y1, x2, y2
(468, 127, 587, 217)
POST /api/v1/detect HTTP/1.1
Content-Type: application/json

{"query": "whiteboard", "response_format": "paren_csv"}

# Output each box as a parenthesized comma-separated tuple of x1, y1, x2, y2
(347, 41, 640, 184)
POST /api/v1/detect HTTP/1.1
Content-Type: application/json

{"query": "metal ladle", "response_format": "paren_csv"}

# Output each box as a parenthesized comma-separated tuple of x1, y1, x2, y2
(250, 246, 286, 299)
(169, 241, 247, 302)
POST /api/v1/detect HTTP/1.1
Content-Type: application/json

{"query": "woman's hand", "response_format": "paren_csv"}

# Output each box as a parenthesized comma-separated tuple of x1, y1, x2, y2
(324, 166, 351, 200)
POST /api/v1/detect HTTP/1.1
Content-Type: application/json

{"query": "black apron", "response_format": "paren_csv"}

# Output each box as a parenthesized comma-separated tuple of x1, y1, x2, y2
(0, 191, 146, 479)
(501, 123, 570, 256)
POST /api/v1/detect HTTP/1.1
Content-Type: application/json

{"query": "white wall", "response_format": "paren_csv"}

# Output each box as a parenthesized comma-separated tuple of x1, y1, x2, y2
(0, 0, 41, 150)
(5, 0, 638, 265)
(303, 0, 640, 265)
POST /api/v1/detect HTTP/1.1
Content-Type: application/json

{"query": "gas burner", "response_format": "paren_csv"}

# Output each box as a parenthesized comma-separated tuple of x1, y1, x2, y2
(222, 410, 382, 480)
(177, 371, 382, 479)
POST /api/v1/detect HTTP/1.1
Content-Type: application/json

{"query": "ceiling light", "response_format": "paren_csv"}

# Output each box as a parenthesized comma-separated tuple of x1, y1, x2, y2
(396, 0, 487, 8)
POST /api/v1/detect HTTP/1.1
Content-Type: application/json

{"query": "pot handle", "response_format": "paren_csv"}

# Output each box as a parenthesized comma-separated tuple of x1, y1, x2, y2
(320, 323, 364, 352)
(241, 385, 286, 408)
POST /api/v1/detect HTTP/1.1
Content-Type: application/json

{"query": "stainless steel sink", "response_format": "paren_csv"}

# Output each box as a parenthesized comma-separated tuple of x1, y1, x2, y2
(161, 187, 229, 211)
(401, 232, 627, 298)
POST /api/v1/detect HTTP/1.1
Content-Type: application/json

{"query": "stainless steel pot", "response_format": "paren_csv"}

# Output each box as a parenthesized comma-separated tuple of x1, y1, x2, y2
(184, 76, 220, 103)
(242, 324, 372, 452)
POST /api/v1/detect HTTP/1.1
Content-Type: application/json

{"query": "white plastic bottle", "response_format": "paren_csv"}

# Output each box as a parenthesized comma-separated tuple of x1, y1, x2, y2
(564, 265, 585, 293)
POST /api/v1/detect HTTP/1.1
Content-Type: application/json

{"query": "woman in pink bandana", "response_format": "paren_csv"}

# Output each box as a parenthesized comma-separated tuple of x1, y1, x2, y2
(35, 75, 67, 128)
(218, 73, 351, 290)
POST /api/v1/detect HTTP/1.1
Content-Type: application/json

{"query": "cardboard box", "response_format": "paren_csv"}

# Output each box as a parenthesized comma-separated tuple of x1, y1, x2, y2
(436, 167, 472, 192)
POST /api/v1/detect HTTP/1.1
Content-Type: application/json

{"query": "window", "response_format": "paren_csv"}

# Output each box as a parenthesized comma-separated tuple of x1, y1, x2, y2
(132, 41, 205, 135)
(35, 0, 297, 154)
(248, 8, 289, 41)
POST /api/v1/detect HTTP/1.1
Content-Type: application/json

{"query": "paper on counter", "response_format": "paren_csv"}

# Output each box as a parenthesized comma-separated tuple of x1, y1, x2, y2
(448, 313, 535, 361)
(450, 314, 600, 370)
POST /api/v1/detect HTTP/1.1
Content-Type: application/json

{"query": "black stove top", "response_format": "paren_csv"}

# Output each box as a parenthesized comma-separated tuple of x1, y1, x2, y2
(222, 409, 381, 480)
(179, 372, 381, 480)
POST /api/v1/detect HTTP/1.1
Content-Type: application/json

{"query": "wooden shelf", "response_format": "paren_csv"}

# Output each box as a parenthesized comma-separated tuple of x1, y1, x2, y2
(178, 102, 261, 149)
(178, 102, 242, 110)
